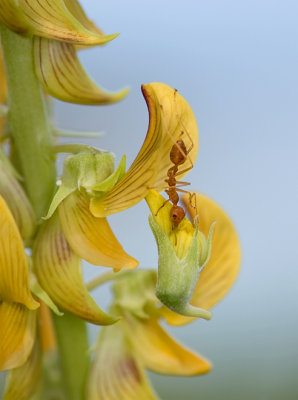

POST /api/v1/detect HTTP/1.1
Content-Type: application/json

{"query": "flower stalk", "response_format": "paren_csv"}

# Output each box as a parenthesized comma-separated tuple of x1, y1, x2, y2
(0, 22, 56, 220)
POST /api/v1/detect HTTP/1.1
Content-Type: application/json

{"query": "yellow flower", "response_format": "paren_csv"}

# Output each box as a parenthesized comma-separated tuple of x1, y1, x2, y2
(87, 270, 211, 400)
(146, 190, 214, 320)
(89, 81, 199, 217)
(31, 81, 199, 325)
(0, 0, 128, 105)
(149, 191, 241, 326)
(0, 195, 39, 371)
(87, 190, 240, 399)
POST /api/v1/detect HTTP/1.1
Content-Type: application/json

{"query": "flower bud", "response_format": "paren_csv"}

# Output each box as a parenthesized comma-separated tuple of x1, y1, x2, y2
(146, 190, 214, 320)
(46, 149, 125, 219)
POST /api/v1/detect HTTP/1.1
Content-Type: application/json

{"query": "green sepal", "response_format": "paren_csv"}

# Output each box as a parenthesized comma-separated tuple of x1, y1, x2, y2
(112, 270, 158, 319)
(149, 215, 215, 320)
(45, 150, 126, 219)
(92, 154, 126, 192)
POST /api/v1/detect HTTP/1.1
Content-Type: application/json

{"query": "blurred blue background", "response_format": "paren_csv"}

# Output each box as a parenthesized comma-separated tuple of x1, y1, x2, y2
(54, 1, 298, 399)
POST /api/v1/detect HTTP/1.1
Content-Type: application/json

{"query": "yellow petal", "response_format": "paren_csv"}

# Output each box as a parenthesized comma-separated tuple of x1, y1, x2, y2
(18, 0, 118, 45)
(90, 82, 199, 217)
(33, 37, 128, 104)
(33, 213, 117, 325)
(0, 196, 39, 309)
(58, 191, 138, 270)
(63, 0, 104, 38)
(163, 193, 241, 326)
(3, 340, 41, 400)
(146, 189, 196, 259)
(0, 0, 29, 35)
(0, 302, 36, 371)
(0, 163, 36, 240)
(88, 322, 158, 400)
(123, 314, 211, 376)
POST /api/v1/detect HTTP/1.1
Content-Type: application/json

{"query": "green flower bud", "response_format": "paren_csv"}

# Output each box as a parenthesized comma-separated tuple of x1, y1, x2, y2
(147, 190, 214, 320)
(45, 148, 126, 219)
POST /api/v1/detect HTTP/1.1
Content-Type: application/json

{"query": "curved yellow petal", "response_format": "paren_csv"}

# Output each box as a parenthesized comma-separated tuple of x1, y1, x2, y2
(0, 0, 29, 35)
(88, 322, 158, 400)
(90, 82, 199, 217)
(0, 163, 36, 240)
(123, 314, 211, 376)
(3, 340, 41, 400)
(0, 302, 36, 371)
(34, 37, 128, 104)
(18, 0, 118, 45)
(163, 193, 241, 326)
(63, 0, 104, 38)
(58, 191, 138, 270)
(33, 213, 117, 325)
(0, 196, 39, 309)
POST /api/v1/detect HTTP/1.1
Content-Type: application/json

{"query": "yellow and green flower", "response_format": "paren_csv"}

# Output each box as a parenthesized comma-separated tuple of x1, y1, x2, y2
(0, 1, 241, 397)
(0, 0, 128, 105)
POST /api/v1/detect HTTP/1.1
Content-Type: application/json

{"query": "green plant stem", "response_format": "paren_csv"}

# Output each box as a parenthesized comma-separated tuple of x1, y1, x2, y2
(0, 23, 56, 220)
(86, 270, 130, 291)
(0, 23, 89, 399)
(53, 312, 89, 400)
(53, 127, 104, 138)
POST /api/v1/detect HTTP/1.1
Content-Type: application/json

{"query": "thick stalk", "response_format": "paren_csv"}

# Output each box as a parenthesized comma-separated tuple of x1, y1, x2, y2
(53, 312, 90, 400)
(0, 23, 56, 219)
(0, 24, 89, 398)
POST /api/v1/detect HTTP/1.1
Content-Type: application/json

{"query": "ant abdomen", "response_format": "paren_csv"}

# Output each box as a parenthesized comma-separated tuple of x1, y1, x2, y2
(170, 139, 187, 166)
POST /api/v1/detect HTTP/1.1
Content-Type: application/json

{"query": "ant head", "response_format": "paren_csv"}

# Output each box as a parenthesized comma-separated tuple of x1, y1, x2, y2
(170, 205, 185, 227)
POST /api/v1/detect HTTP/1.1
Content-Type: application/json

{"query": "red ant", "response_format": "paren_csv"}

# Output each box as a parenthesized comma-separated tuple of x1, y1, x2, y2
(165, 138, 195, 228)
(155, 89, 197, 232)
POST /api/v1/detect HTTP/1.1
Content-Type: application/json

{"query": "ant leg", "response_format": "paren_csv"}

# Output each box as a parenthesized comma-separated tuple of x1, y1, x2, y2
(185, 192, 199, 225)
(175, 181, 191, 188)
(155, 198, 170, 216)
(179, 120, 194, 155)
(175, 165, 193, 177)
(174, 187, 191, 194)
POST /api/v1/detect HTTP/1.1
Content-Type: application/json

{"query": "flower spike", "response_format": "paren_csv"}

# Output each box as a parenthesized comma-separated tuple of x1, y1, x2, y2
(34, 37, 129, 105)
(90, 82, 199, 217)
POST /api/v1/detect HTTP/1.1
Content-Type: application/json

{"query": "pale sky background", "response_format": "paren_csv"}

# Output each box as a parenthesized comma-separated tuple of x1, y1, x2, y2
(53, 1, 298, 399)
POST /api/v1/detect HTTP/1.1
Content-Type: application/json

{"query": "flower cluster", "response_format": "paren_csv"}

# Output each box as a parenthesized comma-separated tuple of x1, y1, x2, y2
(0, 2, 241, 399)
